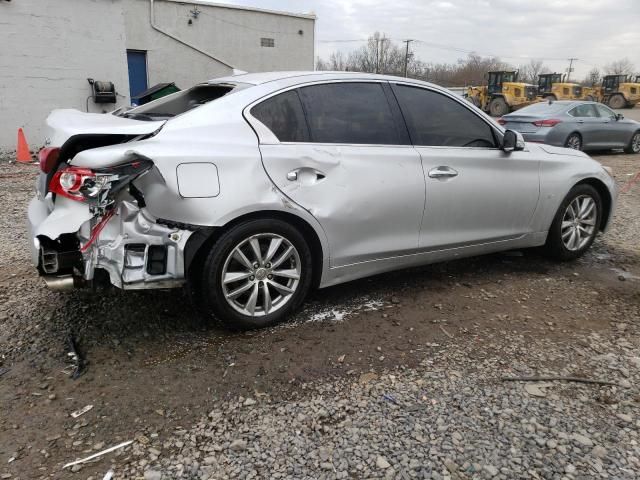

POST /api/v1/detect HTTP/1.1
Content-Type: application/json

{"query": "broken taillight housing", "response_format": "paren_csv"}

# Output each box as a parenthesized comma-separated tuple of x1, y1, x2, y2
(49, 159, 153, 205)
(38, 147, 60, 174)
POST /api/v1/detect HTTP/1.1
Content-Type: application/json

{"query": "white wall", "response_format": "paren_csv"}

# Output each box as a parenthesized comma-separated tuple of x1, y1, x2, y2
(123, 0, 315, 88)
(0, 0, 131, 152)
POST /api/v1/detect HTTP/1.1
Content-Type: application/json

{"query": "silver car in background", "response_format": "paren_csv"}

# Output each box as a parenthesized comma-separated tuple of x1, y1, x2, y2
(500, 100, 640, 153)
(28, 72, 617, 330)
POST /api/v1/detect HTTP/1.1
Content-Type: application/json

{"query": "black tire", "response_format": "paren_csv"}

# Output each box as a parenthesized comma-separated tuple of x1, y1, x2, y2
(489, 97, 509, 117)
(198, 219, 313, 330)
(564, 132, 582, 151)
(624, 130, 640, 154)
(543, 184, 602, 261)
(608, 94, 626, 109)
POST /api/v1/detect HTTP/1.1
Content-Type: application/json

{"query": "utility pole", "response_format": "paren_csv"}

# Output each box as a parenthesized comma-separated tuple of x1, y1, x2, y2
(373, 37, 379, 74)
(403, 39, 414, 77)
(566, 58, 578, 82)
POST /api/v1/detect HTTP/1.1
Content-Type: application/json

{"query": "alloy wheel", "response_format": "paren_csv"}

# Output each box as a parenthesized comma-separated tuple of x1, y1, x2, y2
(632, 133, 640, 153)
(561, 195, 597, 251)
(566, 134, 581, 150)
(221, 233, 301, 317)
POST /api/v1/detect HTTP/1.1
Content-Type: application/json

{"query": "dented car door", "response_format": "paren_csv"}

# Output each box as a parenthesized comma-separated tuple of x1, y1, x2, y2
(249, 82, 426, 267)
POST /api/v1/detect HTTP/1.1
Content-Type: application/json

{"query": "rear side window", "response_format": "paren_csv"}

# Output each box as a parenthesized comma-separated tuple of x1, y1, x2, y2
(251, 90, 309, 142)
(569, 104, 597, 117)
(298, 83, 400, 145)
(392, 85, 496, 148)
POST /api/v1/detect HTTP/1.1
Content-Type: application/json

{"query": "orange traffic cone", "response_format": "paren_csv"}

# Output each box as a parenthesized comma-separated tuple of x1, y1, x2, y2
(16, 128, 32, 163)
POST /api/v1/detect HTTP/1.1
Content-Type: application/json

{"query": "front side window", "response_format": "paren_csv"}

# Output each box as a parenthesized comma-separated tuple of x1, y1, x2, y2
(298, 82, 400, 145)
(595, 104, 616, 119)
(392, 84, 497, 148)
(251, 90, 309, 142)
(569, 104, 598, 118)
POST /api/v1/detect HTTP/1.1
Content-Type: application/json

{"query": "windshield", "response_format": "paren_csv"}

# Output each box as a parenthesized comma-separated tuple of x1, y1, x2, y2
(118, 82, 250, 121)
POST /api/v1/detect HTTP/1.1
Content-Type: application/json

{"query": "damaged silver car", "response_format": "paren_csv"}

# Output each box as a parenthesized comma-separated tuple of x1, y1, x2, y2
(28, 71, 617, 329)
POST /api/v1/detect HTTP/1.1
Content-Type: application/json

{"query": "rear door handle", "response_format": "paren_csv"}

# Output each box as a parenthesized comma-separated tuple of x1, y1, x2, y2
(428, 166, 458, 179)
(287, 168, 326, 182)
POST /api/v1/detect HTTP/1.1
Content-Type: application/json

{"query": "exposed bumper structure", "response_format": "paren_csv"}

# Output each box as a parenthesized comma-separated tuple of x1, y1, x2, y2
(28, 195, 194, 291)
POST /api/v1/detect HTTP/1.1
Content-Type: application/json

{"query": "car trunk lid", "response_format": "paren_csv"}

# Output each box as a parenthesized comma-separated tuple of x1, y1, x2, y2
(45, 109, 165, 147)
(501, 114, 544, 133)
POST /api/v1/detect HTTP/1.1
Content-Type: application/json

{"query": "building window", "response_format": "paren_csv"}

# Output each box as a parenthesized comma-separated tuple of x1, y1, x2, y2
(260, 38, 275, 48)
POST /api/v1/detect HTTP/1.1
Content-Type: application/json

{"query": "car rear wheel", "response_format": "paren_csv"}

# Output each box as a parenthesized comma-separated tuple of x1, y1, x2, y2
(624, 131, 640, 154)
(489, 97, 509, 117)
(564, 133, 582, 150)
(543, 184, 601, 261)
(608, 94, 626, 109)
(199, 219, 313, 330)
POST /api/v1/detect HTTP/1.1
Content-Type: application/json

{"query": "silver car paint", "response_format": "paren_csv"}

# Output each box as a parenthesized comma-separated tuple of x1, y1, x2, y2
(502, 101, 640, 150)
(28, 72, 617, 292)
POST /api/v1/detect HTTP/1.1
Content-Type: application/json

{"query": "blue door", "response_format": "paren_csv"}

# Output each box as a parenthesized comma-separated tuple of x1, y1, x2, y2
(127, 50, 148, 104)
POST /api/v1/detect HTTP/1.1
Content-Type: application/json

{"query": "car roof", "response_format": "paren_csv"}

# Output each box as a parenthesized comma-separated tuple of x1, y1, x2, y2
(208, 70, 439, 87)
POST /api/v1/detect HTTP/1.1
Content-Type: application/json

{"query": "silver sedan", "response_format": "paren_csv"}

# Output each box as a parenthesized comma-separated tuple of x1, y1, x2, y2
(500, 100, 640, 153)
(28, 72, 617, 329)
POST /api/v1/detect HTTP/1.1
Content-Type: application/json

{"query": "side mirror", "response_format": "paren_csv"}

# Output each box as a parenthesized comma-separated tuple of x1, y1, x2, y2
(501, 129, 525, 152)
(616, 113, 624, 121)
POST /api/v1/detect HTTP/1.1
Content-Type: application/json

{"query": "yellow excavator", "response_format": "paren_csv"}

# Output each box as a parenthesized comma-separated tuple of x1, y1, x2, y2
(465, 71, 538, 116)
(537, 73, 595, 101)
(591, 75, 640, 109)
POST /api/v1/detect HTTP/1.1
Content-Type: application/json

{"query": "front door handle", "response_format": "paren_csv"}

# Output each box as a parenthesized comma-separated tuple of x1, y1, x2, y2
(428, 166, 458, 179)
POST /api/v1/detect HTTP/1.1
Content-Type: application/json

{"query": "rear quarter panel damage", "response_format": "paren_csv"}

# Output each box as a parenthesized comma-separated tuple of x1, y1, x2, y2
(68, 105, 331, 284)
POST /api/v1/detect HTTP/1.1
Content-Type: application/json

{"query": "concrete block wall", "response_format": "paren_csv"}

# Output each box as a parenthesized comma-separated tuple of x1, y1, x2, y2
(123, 0, 315, 89)
(0, 0, 131, 152)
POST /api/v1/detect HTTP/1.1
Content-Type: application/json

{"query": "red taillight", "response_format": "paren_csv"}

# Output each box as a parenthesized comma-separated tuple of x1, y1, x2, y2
(38, 147, 60, 174)
(533, 119, 562, 127)
(49, 167, 96, 202)
(497, 117, 506, 125)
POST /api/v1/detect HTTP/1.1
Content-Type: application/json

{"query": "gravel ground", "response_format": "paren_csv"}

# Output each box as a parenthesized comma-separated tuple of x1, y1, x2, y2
(0, 124, 639, 479)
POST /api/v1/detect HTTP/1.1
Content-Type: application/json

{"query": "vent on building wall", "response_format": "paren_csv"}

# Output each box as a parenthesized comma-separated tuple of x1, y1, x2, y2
(260, 38, 275, 48)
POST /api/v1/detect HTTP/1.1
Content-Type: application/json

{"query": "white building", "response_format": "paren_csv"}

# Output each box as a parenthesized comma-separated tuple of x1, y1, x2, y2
(0, 0, 316, 152)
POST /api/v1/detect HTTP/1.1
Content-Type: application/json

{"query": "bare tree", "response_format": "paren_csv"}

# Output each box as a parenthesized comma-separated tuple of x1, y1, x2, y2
(518, 59, 550, 84)
(583, 67, 601, 86)
(604, 58, 635, 75)
(316, 36, 514, 86)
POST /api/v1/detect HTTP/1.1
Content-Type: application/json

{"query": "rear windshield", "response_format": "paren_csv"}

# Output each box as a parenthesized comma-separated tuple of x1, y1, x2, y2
(516, 102, 568, 115)
(117, 83, 248, 121)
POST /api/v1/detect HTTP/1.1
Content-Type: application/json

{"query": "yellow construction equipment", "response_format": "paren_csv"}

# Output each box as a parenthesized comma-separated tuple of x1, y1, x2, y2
(591, 75, 640, 109)
(537, 73, 595, 101)
(465, 71, 538, 116)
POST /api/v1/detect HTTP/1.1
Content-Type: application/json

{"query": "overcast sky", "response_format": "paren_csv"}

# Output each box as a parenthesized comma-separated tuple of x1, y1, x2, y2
(212, 0, 640, 80)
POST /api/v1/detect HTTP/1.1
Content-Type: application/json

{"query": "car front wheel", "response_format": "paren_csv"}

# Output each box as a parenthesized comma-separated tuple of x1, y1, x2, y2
(544, 184, 602, 261)
(624, 131, 640, 154)
(199, 219, 313, 330)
